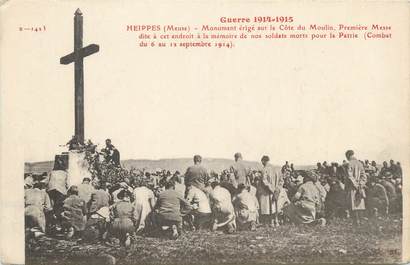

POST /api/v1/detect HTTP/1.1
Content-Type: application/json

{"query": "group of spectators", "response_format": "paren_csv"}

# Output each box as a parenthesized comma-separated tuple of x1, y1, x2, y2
(24, 143, 403, 246)
(308, 157, 403, 223)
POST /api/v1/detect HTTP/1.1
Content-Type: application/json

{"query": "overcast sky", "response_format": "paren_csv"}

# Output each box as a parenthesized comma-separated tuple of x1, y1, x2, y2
(2, 1, 409, 165)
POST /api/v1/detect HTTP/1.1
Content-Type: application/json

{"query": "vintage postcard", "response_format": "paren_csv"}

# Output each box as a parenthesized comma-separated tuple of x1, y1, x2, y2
(0, 1, 409, 264)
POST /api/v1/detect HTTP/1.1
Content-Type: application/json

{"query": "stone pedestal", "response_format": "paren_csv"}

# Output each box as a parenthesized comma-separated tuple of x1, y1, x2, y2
(67, 150, 92, 186)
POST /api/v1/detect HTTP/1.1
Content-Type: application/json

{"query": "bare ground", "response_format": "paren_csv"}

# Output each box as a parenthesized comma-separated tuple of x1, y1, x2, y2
(26, 216, 402, 265)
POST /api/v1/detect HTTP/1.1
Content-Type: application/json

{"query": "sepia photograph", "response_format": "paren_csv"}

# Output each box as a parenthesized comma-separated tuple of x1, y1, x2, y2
(0, 1, 409, 265)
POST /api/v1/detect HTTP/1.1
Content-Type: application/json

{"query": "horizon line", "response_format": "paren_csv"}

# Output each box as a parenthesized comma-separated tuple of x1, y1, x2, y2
(24, 156, 338, 167)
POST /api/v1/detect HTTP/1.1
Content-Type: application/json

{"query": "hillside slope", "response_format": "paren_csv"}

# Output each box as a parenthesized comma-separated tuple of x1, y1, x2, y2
(24, 158, 292, 174)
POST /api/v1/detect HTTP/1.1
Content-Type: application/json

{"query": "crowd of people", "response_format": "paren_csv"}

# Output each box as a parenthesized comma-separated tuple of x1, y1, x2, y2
(24, 140, 403, 247)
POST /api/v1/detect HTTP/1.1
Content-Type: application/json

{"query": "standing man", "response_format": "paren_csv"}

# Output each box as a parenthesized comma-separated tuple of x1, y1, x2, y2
(379, 161, 390, 177)
(102, 139, 121, 167)
(344, 150, 367, 226)
(281, 161, 290, 174)
(184, 155, 209, 192)
(290, 163, 295, 173)
(256, 155, 284, 227)
(47, 159, 69, 224)
(389, 160, 397, 178)
(230, 152, 250, 189)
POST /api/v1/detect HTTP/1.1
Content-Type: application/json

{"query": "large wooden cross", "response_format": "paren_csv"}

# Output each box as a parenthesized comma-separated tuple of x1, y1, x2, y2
(60, 8, 99, 144)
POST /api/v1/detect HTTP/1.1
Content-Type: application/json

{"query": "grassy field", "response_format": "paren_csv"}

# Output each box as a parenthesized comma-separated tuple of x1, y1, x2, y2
(26, 215, 402, 265)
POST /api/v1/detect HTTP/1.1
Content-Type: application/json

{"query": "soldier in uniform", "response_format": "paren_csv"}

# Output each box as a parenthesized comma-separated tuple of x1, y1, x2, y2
(256, 155, 288, 226)
(184, 155, 209, 193)
(283, 171, 325, 226)
(25, 182, 52, 234)
(77, 177, 95, 203)
(344, 150, 367, 226)
(366, 176, 389, 217)
(47, 159, 69, 225)
(379, 161, 391, 177)
(102, 138, 121, 167)
(230, 152, 250, 190)
(209, 181, 236, 233)
(232, 183, 259, 231)
(61, 186, 88, 239)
